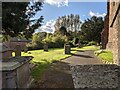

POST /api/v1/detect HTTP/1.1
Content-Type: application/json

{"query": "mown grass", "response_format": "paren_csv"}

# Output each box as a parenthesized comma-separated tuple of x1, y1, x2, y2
(76, 45, 100, 51)
(95, 50, 113, 64)
(21, 48, 76, 79)
(14, 45, 99, 79)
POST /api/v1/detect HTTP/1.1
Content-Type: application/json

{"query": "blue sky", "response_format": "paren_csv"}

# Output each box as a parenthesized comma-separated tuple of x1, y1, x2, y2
(34, 1, 107, 33)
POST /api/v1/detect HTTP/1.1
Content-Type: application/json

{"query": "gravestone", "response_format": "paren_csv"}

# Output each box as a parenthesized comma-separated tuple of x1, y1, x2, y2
(78, 41, 81, 48)
(71, 64, 120, 89)
(15, 44, 21, 57)
(43, 44, 48, 52)
(64, 44, 71, 54)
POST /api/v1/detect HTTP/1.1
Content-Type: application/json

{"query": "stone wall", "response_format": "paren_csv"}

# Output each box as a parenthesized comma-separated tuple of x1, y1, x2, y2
(101, 2, 109, 49)
(71, 64, 120, 89)
(106, 1, 120, 65)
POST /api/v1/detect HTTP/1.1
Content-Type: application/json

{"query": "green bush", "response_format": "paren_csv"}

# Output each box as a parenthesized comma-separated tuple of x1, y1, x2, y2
(26, 42, 43, 50)
(80, 41, 89, 45)
(42, 35, 68, 48)
(67, 41, 75, 47)
(27, 32, 71, 50)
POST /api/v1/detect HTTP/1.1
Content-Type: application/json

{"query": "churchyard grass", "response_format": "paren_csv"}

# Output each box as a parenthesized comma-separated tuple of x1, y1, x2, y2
(13, 45, 99, 79)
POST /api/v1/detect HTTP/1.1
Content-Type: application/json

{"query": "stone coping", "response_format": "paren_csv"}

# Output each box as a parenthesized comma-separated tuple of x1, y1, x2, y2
(1, 56, 33, 71)
(71, 64, 120, 89)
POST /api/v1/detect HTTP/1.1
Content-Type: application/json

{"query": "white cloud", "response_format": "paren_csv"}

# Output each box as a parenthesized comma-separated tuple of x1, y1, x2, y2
(89, 11, 106, 18)
(44, 0, 68, 7)
(37, 20, 56, 33)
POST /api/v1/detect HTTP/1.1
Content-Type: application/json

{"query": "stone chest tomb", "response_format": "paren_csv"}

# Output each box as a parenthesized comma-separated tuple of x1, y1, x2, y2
(0, 43, 33, 89)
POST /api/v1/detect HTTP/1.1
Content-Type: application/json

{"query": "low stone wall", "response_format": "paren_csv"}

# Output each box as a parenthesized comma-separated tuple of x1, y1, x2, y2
(71, 64, 120, 89)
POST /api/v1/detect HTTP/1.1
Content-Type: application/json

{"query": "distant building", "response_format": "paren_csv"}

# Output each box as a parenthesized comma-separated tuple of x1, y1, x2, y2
(4, 37, 31, 51)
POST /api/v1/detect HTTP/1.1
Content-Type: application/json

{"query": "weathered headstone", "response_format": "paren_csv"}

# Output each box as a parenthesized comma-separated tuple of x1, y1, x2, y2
(15, 44, 21, 57)
(71, 64, 120, 89)
(64, 44, 71, 54)
(23, 47, 28, 53)
(43, 44, 48, 52)
(78, 41, 81, 48)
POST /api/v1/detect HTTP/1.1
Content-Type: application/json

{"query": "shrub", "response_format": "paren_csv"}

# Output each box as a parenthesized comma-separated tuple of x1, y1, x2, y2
(26, 42, 43, 50)
(42, 35, 68, 48)
(80, 41, 89, 45)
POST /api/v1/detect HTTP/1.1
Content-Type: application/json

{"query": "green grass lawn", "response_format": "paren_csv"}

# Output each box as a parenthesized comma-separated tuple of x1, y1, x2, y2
(16, 45, 99, 79)
(75, 45, 100, 51)
(95, 50, 113, 64)
(21, 48, 77, 79)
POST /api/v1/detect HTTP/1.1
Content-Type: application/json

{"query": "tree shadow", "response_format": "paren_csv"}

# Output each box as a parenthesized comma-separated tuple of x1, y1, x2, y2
(71, 49, 85, 52)
(32, 60, 75, 89)
(70, 53, 93, 58)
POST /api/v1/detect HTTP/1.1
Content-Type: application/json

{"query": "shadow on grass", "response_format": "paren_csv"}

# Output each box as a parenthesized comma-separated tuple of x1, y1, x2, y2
(71, 49, 85, 52)
(33, 61, 75, 88)
(31, 59, 50, 79)
(70, 53, 93, 58)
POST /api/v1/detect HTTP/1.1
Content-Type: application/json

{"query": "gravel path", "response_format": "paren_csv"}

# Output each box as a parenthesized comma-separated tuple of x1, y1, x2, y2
(34, 50, 103, 88)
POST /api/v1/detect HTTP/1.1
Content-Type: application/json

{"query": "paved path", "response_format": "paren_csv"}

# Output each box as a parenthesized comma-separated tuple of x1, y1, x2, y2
(34, 50, 103, 88)
(63, 50, 103, 65)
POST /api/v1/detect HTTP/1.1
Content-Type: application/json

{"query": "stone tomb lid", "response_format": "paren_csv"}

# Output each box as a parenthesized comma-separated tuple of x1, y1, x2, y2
(1, 56, 33, 71)
(1, 62, 20, 71)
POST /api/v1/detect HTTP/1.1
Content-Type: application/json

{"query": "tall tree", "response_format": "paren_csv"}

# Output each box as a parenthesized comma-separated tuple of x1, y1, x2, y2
(81, 16, 104, 43)
(54, 14, 81, 36)
(2, 1, 44, 40)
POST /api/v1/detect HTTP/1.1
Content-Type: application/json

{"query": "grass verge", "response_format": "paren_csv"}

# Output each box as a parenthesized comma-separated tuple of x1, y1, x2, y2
(95, 50, 113, 64)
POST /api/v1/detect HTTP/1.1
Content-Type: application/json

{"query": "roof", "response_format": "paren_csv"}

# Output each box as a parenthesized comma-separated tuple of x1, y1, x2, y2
(0, 43, 12, 52)
(10, 37, 31, 42)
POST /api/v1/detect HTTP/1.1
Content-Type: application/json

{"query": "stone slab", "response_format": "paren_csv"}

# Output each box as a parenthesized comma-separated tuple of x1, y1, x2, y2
(1, 56, 33, 71)
(1, 62, 20, 71)
(71, 64, 120, 89)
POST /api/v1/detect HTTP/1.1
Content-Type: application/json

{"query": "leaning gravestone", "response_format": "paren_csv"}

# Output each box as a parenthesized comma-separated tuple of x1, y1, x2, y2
(64, 44, 71, 54)
(71, 64, 120, 90)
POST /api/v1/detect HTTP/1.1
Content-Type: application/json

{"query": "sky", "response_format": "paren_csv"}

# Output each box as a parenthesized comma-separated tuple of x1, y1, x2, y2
(34, 0, 107, 33)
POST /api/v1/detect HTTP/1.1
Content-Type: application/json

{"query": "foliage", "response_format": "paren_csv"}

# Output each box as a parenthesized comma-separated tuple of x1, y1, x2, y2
(27, 32, 68, 50)
(43, 34, 68, 48)
(32, 32, 47, 43)
(54, 14, 81, 37)
(54, 26, 67, 36)
(26, 32, 47, 50)
(81, 16, 104, 43)
(2, 1, 44, 39)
